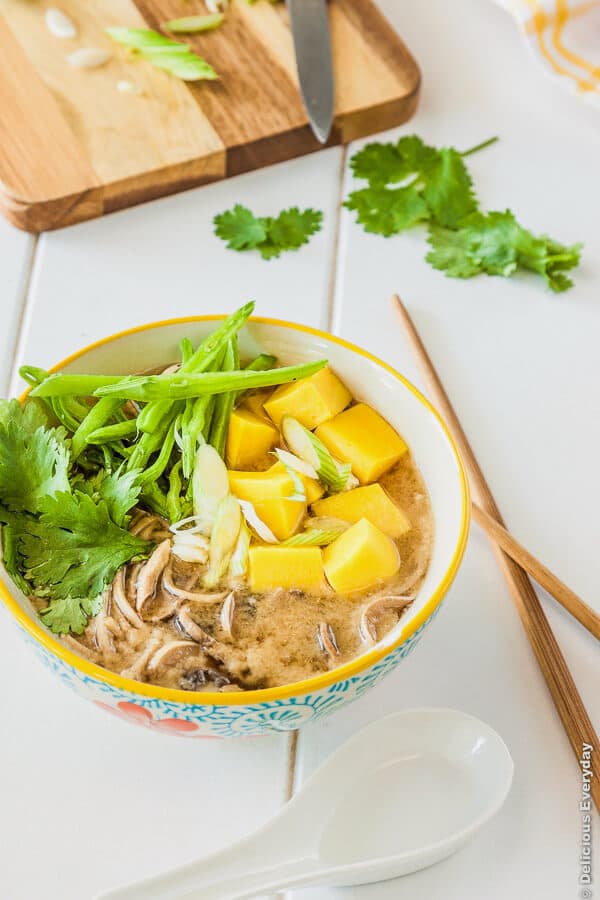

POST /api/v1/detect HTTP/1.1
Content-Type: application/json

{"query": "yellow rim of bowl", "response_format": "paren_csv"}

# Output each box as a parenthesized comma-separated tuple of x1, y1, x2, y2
(1, 315, 470, 707)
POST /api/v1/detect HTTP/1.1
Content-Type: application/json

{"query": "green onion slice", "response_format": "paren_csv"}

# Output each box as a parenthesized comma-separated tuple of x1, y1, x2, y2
(205, 496, 242, 588)
(283, 528, 345, 547)
(163, 14, 224, 33)
(238, 499, 278, 544)
(191, 443, 229, 532)
(281, 416, 356, 493)
(229, 520, 251, 578)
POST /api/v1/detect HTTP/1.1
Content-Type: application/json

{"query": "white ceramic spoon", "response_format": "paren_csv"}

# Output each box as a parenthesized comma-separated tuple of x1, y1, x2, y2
(97, 707, 513, 900)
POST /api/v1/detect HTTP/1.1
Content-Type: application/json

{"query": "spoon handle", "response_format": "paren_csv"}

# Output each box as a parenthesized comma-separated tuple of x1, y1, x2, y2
(96, 825, 321, 900)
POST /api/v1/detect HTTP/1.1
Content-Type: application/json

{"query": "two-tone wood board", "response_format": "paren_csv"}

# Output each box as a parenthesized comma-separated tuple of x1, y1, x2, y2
(0, 0, 420, 232)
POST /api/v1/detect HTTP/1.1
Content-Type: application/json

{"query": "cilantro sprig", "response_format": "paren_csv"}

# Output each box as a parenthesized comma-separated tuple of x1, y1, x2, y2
(344, 135, 486, 235)
(427, 211, 582, 293)
(345, 134, 581, 292)
(0, 401, 150, 634)
(18, 492, 150, 633)
(213, 205, 323, 259)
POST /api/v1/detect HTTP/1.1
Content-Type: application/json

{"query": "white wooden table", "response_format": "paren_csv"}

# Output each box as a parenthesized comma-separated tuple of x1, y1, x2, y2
(0, 2, 598, 898)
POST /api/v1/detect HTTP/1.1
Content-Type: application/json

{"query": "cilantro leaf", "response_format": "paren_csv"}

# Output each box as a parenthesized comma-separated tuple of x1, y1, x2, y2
(0, 400, 70, 514)
(422, 148, 477, 228)
(39, 595, 103, 636)
(0, 520, 30, 594)
(427, 210, 582, 291)
(512, 228, 582, 292)
(18, 491, 151, 633)
(423, 225, 483, 278)
(349, 136, 437, 187)
(78, 467, 142, 527)
(344, 185, 429, 236)
(214, 205, 267, 250)
(214, 205, 323, 258)
(345, 135, 477, 236)
(267, 208, 322, 251)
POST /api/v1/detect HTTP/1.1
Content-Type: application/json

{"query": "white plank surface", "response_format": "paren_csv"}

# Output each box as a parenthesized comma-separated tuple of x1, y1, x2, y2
(0, 149, 343, 900)
(10, 147, 342, 393)
(0, 221, 34, 392)
(292, 0, 599, 898)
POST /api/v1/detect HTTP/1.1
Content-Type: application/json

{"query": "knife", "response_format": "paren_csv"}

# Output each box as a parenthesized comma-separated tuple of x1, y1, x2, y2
(287, 0, 335, 143)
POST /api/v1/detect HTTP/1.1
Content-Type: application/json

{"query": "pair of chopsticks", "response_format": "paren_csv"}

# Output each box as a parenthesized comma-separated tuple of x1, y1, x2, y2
(393, 296, 599, 812)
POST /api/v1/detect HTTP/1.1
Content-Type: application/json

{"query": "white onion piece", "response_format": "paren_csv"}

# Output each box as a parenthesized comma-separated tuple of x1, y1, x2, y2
(172, 532, 209, 564)
(273, 448, 318, 480)
(45, 8, 76, 39)
(169, 515, 210, 536)
(68, 48, 111, 69)
(117, 81, 143, 97)
(192, 443, 229, 527)
(220, 591, 236, 639)
(206, 0, 228, 11)
(238, 499, 278, 544)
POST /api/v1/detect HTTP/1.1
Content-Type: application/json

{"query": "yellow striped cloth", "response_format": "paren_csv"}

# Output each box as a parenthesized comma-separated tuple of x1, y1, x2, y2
(498, 0, 600, 101)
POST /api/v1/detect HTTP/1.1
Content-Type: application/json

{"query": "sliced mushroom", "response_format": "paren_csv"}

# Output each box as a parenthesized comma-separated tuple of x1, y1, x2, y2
(163, 564, 226, 603)
(130, 513, 170, 541)
(177, 605, 216, 646)
(101, 585, 112, 617)
(136, 540, 171, 613)
(129, 513, 154, 536)
(317, 622, 340, 661)
(123, 400, 140, 420)
(122, 632, 165, 681)
(180, 667, 232, 691)
(126, 562, 143, 602)
(220, 591, 236, 640)
(141, 593, 177, 624)
(94, 612, 116, 656)
(147, 640, 208, 675)
(112, 568, 144, 628)
(140, 520, 171, 541)
(104, 616, 121, 637)
(61, 634, 97, 662)
(359, 594, 413, 645)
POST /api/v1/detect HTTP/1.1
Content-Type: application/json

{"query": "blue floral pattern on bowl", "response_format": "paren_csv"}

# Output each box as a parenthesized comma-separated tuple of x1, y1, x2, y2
(17, 607, 440, 738)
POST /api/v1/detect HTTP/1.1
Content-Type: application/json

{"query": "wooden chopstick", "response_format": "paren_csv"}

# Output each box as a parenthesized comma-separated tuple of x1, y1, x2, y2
(392, 294, 599, 811)
(472, 503, 600, 642)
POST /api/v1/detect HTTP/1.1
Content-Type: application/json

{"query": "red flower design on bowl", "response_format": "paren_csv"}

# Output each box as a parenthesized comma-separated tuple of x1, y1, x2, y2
(95, 701, 220, 737)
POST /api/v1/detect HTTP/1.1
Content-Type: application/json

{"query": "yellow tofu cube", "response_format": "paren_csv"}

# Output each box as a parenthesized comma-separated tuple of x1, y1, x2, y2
(241, 388, 273, 423)
(323, 518, 400, 594)
(311, 483, 410, 538)
(228, 469, 306, 541)
(225, 408, 279, 470)
(315, 403, 408, 484)
(269, 461, 325, 505)
(249, 546, 324, 592)
(264, 366, 352, 430)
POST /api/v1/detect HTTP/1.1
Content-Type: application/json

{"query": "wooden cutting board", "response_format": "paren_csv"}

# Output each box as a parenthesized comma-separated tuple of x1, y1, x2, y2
(0, 0, 420, 232)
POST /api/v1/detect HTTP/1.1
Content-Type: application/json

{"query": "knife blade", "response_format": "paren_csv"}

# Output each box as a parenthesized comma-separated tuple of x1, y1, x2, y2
(287, 0, 334, 144)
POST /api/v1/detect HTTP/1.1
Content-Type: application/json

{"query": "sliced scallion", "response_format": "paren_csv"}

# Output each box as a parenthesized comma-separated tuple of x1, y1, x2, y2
(281, 415, 356, 493)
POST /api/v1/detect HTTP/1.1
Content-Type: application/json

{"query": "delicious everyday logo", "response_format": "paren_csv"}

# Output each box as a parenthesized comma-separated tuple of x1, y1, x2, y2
(579, 742, 594, 898)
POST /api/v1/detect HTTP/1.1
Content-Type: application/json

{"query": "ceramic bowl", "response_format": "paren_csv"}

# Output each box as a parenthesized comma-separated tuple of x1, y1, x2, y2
(0, 317, 469, 738)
